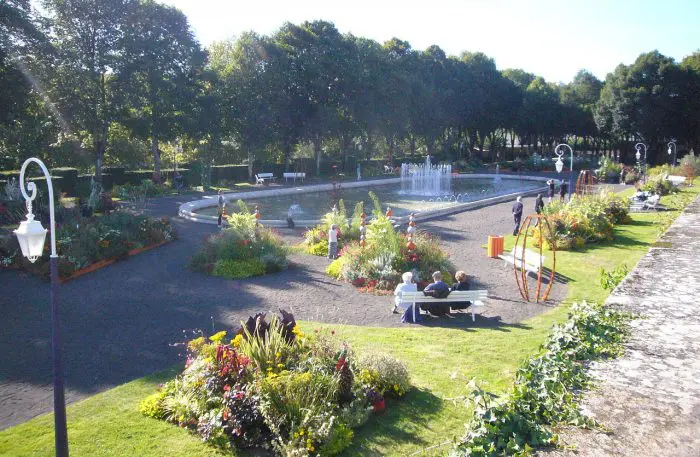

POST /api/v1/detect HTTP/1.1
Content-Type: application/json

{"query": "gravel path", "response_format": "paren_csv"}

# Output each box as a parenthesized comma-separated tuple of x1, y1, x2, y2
(540, 196, 700, 457)
(0, 190, 564, 430)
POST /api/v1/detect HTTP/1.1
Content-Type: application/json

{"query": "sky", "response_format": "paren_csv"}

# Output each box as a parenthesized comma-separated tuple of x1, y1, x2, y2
(159, 0, 700, 84)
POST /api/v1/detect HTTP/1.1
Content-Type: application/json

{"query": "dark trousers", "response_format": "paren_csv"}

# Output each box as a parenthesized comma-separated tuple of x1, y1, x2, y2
(513, 215, 522, 236)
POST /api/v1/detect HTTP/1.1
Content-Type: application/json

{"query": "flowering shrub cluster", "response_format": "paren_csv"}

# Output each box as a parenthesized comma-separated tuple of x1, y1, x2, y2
(534, 189, 630, 250)
(0, 209, 175, 278)
(141, 311, 410, 456)
(191, 201, 288, 278)
(326, 212, 453, 292)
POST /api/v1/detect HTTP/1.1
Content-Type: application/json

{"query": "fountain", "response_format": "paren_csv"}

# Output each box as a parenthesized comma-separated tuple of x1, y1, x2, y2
(400, 155, 452, 196)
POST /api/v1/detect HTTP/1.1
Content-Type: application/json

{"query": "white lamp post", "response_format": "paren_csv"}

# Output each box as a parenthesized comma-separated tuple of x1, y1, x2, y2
(635, 142, 647, 180)
(14, 158, 68, 457)
(553, 143, 573, 198)
(667, 140, 677, 167)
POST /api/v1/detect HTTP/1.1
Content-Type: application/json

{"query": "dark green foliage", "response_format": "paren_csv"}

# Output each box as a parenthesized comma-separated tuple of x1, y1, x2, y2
(451, 301, 630, 456)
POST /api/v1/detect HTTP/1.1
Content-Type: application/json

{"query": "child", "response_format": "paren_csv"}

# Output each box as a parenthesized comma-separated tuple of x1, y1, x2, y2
(328, 224, 338, 260)
(216, 190, 225, 227)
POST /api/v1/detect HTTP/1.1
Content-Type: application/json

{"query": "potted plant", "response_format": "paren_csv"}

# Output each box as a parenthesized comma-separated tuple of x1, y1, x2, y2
(367, 388, 385, 412)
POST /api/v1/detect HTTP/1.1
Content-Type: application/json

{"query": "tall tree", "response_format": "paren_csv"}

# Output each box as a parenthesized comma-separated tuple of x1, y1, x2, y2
(595, 51, 686, 163)
(209, 33, 278, 180)
(116, 0, 205, 182)
(43, 0, 134, 182)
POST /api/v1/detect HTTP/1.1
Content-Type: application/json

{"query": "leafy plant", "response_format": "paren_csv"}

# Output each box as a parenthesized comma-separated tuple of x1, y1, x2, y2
(451, 301, 630, 456)
(599, 264, 628, 291)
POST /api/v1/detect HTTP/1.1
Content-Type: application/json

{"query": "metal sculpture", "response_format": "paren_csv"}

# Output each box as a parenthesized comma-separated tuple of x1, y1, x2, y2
(575, 170, 596, 195)
(513, 214, 556, 302)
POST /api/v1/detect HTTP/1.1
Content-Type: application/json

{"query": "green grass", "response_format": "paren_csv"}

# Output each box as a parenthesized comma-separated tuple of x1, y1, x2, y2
(2, 183, 697, 457)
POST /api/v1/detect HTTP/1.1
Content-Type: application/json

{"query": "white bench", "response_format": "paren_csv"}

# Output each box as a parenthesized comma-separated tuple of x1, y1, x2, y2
(399, 290, 487, 323)
(283, 172, 306, 183)
(667, 175, 686, 187)
(499, 247, 545, 277)
(255, 173, 276, 185)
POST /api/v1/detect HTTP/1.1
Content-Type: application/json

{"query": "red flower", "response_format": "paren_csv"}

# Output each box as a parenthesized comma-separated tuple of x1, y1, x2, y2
(223, 384, 231, 391)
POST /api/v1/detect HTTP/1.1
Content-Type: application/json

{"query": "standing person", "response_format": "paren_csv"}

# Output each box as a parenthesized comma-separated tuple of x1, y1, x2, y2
(546, 179, 555, 203)
(328, 224, 339, 260)
(534, 193, 544, 226)
(512, 196, 524, 236)
(216, 190, 225, 227)
(559, 180, 569, 202)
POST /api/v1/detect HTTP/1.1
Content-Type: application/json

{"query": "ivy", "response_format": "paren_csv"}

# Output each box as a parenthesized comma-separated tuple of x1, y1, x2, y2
(451, 301, 630, 456)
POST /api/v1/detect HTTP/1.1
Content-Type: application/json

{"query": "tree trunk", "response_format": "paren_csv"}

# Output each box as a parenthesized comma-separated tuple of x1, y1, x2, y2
(152, 136, 161, 184)
(94, 138, 104, 185)
(313, 136, 322, 177)
(386, 135, 395, 166)
(284, 141, 293, 171)
(247, 147, 254, 181)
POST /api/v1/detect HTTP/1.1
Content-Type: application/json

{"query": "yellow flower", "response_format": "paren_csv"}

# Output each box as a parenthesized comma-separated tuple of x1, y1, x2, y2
(231, 334, 243, 347)
(276, 351, 281, 358)
(209, 330, 227, 343)
(277, 363, 285, 368)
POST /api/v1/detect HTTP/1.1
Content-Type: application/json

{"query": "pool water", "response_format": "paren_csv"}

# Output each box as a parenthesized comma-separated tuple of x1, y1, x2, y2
(195, 177, 540, 220)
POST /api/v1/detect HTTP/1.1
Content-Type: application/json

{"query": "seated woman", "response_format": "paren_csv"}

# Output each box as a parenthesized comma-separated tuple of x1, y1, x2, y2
(393, 272, 419, 322)
(450, 270, 471, 310)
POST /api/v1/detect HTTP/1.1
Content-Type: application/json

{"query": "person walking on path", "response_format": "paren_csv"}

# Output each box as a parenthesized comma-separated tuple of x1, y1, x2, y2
(512, 196, 524, 236)
(216, 190, 226, 227)
(328, 224, 339, 260)
(546, 179, 555, 203)
(559, 180, 569, 202)
(535, 193, 544, 215)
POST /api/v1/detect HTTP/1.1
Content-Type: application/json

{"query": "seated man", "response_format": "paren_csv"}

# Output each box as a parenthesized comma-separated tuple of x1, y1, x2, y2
(422, 271, 451, 315)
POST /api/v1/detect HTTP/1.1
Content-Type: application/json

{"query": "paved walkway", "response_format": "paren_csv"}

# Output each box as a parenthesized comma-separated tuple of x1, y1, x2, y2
(544, 196, 700, 456)
(0, 189, 565, 430)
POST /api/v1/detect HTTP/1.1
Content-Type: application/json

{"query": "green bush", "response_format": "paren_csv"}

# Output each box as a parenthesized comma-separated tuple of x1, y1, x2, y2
(191, 208, 288, 278)
(139, 391, 167, 419)
(356, 352, 411, 397)
(212, 258, 266, 279)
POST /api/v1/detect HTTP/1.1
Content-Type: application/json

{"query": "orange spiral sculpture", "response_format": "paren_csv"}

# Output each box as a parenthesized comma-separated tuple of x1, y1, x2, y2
(575, 170, 596, 195)
(513, 214, 556, 302)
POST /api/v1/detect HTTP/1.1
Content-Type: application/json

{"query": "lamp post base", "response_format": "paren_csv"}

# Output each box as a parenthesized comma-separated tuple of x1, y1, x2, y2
(51, 256, 69, 457)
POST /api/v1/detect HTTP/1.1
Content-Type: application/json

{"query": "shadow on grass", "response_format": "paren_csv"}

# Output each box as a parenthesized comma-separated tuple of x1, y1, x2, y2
(340, 387, 447, 456)
(416, 313, 533, 332)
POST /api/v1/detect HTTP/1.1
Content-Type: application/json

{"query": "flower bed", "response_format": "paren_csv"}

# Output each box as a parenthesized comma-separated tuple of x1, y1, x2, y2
(326, 211, 453, 293)
(534, 189, 631, 250)
(140, 311, 410, 456)
(0, 210, 176, 279)
(190, 201, 288, 278)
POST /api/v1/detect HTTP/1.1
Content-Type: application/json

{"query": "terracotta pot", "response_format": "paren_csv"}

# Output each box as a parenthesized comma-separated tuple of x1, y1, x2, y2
(372, 399, 385, 412)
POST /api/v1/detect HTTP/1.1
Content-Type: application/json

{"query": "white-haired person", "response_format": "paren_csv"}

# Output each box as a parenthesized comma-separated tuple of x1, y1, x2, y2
(512, 196, 523, 236)
(393, 271, 418, 321)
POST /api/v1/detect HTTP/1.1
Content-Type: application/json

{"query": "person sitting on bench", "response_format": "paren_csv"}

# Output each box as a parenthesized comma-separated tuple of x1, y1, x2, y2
(450, 270, 471, 310)
(422, 271, 451, 315)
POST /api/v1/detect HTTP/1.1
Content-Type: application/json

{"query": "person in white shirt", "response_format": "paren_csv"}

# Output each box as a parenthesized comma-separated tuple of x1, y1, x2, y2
(393, 271, 417, 314)
(328, 224, 339, 259)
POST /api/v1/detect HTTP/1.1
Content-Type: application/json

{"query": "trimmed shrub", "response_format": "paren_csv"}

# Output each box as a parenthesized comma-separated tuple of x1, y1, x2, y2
(213, 258, 266, 279)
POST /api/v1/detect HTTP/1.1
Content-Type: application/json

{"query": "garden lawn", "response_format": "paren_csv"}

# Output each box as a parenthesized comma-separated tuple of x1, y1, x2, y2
(1, 183, 697, 457)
